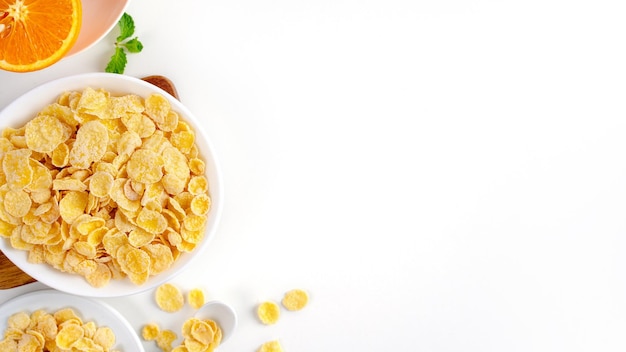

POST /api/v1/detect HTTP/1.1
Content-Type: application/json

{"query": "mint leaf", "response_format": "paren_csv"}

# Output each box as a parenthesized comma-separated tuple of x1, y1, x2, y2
(123, 37, 143, 53)
(105, 47, 127, 74)
(105, 13, 143, 74)
(116, 13, 135, 42)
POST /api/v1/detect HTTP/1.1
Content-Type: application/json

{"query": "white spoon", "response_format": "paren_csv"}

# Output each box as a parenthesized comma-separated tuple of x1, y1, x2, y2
(194, 300, 237, 343)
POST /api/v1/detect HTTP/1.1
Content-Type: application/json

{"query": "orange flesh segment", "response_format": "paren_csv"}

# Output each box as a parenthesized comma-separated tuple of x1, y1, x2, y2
(0, 0, 82, 72)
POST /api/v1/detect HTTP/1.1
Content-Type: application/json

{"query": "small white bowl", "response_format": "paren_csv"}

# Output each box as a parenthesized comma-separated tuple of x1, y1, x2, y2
(195, 300, 237, 343)
(0, 290, 145, 351)
(67, 0, 131, 57)
(0, 73, 223, 297)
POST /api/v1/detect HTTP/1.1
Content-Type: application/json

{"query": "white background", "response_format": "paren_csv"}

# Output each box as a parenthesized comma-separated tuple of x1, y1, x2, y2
(2, 0, 626, 351)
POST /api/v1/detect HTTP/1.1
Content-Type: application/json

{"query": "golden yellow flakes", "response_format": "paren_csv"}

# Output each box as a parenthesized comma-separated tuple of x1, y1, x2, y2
(143, 317, 223, 352)
(142, 323, 160, 341)
(24, 114, 71, 153)
(4, 189, 32, 218)
(257, 301, 280, 325)
(93, 326, 116, 349)
(187, 288, 205, 310)
(55, 323, 84, 349)
(127, 149, 165, 184)
(258, 340, 284, 352)
(156, 329, 178, 351)
(136, 207, 168, 235)
(143, 243, 174, 275)
(69, 120, 109, 169)
(0, 88, 212, 288)
(156, 283, 185, 312)
(190, 194, 211, 216)
(3, 149, 32, 190)
(144, 93, 171, 123)
(0, 308, 117, 351)
(51, 142, 70, 167)
(282, 288, 309, 311)
(187, 175, 208, 196)
(170, 131, 195, 154)
(7, 312, 30, 330)
(59, 191, 89, 224)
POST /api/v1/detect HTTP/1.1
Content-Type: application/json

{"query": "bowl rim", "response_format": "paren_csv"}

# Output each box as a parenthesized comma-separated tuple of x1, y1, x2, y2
(0, 72, 224, 297)
(66, 0, 131, 57)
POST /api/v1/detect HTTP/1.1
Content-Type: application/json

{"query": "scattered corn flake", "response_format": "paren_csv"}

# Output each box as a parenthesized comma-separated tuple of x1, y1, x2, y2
(142, 323, 160, 341)
(188, 288, 205, 309)
(258, 340, 284, 352)
(156, 329, 178, 351)
(156, 283, 185, 312)
(282, 288, 309, 311)
(257, 301, 280, 325)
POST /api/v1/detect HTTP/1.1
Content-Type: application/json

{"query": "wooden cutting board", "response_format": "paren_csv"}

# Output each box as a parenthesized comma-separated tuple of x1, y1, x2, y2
(0, 75, 179, 290)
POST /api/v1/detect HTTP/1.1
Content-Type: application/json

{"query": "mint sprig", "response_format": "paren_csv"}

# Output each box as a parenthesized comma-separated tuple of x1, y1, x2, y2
(105, 13, 143, 74)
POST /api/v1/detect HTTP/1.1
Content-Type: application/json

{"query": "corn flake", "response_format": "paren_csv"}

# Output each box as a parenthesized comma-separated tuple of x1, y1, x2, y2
(89, 171, 114, 198)
(25, 114, 71, 153)
(187, 288, 205, 310)
(145, 93, 171, 124)
(156, 283, 185, 313)
(190, 194, 211, 216)
(59, 191, 89, 224)
(187, 176, 208, 196)
(257, 301, 280, 325)
(69, 120, 109, 169)
(258, 340, 284, 352)
(142, 323, 160, 341)
(3, 149, 32, 190)
(4, 189, 31, 218)
(282, 289, 309, 311)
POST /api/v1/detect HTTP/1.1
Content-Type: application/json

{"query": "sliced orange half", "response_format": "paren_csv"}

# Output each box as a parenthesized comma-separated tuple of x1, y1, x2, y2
(0, 0, 82, 72)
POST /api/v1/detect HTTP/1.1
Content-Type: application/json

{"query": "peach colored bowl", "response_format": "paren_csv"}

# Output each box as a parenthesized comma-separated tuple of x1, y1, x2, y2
(67, 0, 130, 57)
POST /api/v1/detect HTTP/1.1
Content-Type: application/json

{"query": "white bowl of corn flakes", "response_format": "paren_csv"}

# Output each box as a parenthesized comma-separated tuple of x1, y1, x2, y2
(0, 290, 145, 350)
(0, 73, 223, 297)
